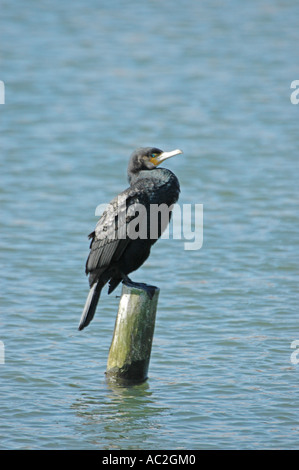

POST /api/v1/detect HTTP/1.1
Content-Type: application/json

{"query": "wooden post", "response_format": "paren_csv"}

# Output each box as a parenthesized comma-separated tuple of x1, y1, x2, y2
(106, 282, 160, 385)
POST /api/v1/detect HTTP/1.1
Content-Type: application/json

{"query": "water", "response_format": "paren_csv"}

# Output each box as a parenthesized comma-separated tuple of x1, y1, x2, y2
(1, 0, 298, 450)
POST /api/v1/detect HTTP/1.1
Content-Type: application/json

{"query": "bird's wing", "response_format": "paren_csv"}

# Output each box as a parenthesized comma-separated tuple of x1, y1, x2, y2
(85, 185, 149, 277)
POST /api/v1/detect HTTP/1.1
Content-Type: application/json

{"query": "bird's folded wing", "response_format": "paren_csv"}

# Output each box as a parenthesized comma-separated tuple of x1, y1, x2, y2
(85, 186, 149, 274)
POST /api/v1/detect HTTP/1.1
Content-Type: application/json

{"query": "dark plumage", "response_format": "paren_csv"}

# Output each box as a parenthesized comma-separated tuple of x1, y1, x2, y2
(78, 146, 183, 331)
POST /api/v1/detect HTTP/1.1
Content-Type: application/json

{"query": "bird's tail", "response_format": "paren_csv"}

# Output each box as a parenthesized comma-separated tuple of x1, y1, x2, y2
(78, 281, 103, 331)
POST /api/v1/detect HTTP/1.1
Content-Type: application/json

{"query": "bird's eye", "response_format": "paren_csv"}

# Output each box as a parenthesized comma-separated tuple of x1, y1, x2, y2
(151, 153, 156, 158)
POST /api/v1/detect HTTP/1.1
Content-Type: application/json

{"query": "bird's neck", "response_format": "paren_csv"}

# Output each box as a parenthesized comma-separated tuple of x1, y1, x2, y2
(128, 167, 173, 186)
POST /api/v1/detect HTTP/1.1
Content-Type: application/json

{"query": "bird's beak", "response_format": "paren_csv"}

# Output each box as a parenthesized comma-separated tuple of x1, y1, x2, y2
(150, 149, 183, 166)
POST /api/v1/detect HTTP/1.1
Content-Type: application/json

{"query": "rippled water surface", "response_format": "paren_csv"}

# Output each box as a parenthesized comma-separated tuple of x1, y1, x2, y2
(1, 0, 299, 449)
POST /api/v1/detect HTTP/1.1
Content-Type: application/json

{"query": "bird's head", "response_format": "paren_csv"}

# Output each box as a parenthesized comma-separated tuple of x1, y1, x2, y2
(128, 147, 183, 179)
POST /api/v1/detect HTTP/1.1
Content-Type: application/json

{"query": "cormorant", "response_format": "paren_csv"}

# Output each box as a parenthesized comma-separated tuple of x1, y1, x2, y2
(78, 147, 183, 331)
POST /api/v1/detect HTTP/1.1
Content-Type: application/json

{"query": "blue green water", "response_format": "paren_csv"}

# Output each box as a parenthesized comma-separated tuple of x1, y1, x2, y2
(1, 0, 299, 449)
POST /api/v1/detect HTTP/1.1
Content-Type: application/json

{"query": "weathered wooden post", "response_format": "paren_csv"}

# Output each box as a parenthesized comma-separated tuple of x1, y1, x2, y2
(106, 282, 160, 385)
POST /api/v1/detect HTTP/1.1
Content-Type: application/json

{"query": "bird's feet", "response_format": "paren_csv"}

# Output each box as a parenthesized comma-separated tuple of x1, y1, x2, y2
(121, 274, 158, 299)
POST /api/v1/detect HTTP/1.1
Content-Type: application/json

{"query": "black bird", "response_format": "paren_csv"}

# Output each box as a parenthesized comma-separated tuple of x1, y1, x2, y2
(78, 147, 183, 331)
